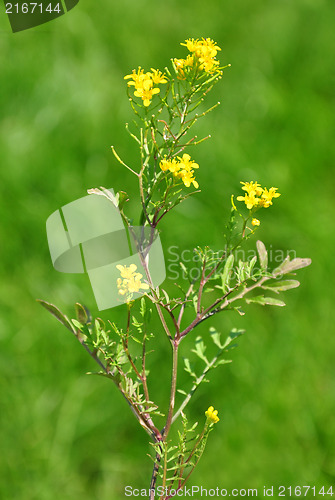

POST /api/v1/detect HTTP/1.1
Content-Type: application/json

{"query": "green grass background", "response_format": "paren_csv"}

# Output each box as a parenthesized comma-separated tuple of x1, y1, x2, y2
(1, 0, 335, 498)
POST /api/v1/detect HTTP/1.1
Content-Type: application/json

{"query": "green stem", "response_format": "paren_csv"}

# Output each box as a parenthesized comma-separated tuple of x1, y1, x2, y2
(163, 340, 179, 438)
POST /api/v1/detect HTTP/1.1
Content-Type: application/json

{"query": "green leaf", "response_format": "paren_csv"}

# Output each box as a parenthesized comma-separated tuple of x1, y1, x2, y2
(191, 336, 208, 364)
(248, 255, 258, 277)
(209, 327, 223, 349)
(72, 319, 83, 331)
(273, 257, 312, 276)
(222, 328, 245, 350)
(256, 240, 268, 270)
(140, 297, 146, 317)
(261, 280, 300, 293)
(237, 260, 247, 283)
(75, 303, 88, 324)
(220, 254, 234, 292)
(131, 336, 143, 344)
(177, 389, 187, 396)
(132, 315, 143, 335)
(37, 300, 76, 333)
(189, 422, 198, 432)
(213, 359, 232, 367)
(233, 306, 245, 316)
(192, 294, 198, 313)
(179, 261, 188, 276)
(184, 358, 197, 378)
(246, 295, 286, 307)
(162, 289, 170, 304)
(95, 317, 106, 330)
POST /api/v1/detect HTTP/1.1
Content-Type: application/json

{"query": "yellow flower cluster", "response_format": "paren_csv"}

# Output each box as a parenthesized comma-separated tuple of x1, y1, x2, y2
(124, 67, 167, 107)
(116, 264, 149, 300)
(205, 405, 219, 424)
(237, 181, 281, 210)
(160, 153, 199, 189)
(174, 38, 221, 79)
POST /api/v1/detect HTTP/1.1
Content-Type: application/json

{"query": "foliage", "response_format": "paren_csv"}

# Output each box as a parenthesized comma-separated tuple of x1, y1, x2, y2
(37, 37, 311, 498)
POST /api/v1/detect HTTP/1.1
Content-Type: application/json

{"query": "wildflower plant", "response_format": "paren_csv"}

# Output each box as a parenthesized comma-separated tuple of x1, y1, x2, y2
(38, 37, 311, 498)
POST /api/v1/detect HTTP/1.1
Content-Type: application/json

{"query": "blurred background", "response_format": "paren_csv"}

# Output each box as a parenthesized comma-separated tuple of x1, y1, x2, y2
(1, 0, 334, 498)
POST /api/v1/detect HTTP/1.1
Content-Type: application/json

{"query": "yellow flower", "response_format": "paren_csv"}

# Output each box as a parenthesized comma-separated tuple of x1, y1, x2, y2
(179, 170, 199, 189)
(160, 154, 199, 188)
(237, 182, 281, 210)
(236, 192, 260, 210)
(126, 275, 149, 293)
(116, 264, 149, 301)
(177, 153, 199, 187)
(240, 181, 263, 197)
(160, 158, 172, 172)
(182, 37, 221, 58)
(251, 218, 260, 227)
(173, 55, 194, 80)
(159, 157, 180, 174)
(150, 68, 167, 85)
(124, 67, 166, 107)
(205, 406, 219, 424)
(259, 187, 281, 208)
(169, 161, 181, 175)
(134, 86, 160, 107)
(177, 153, 199, 171)
(180, 38, 222, 75)
(181, 38, 200, 52)
(124, 67, 151, 89)
(116, 263, 138, 279)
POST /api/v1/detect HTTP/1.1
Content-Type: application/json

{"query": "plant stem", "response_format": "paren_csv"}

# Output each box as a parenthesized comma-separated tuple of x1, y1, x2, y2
(163, 340, 179, 438)
(149, 339, 179, 497)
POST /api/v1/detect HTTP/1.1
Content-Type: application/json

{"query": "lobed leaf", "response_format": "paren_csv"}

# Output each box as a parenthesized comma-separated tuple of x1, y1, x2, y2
(191, 336, 208, 364)
(209, 326, 223, 349)
(222, 328, 245, 350)
(183, 358, 197, 378)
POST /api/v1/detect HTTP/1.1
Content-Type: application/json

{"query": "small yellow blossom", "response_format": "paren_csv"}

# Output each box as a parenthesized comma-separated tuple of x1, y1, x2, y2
(168, 161, 181, 175)
(150, 68, 168, 85)
(176, 38, 222, 79)
(178, 153, 199, 171)
(116, 264, 149, 301)
(159, 158, 173, 172)
(159, 157, 179, 174)
(124, 67, 151, 89)
(205, 405, 219, 424)
(116, 263, 138, 279)
(159, 154, 199, 189)
(179, 170, 199, 189)
(252, 218, 261, 227)
(241, 181, 263, 197)
(134, 86, 160, 107)
(236, 192, 261, 210)
(173, 54, 194, 80)
(181, 38, 200, 52)
(124, 67, 167, 107)
(237, 181, 281, 210)
(259, 187, 281, 208)
(182, 37, 221, 59)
